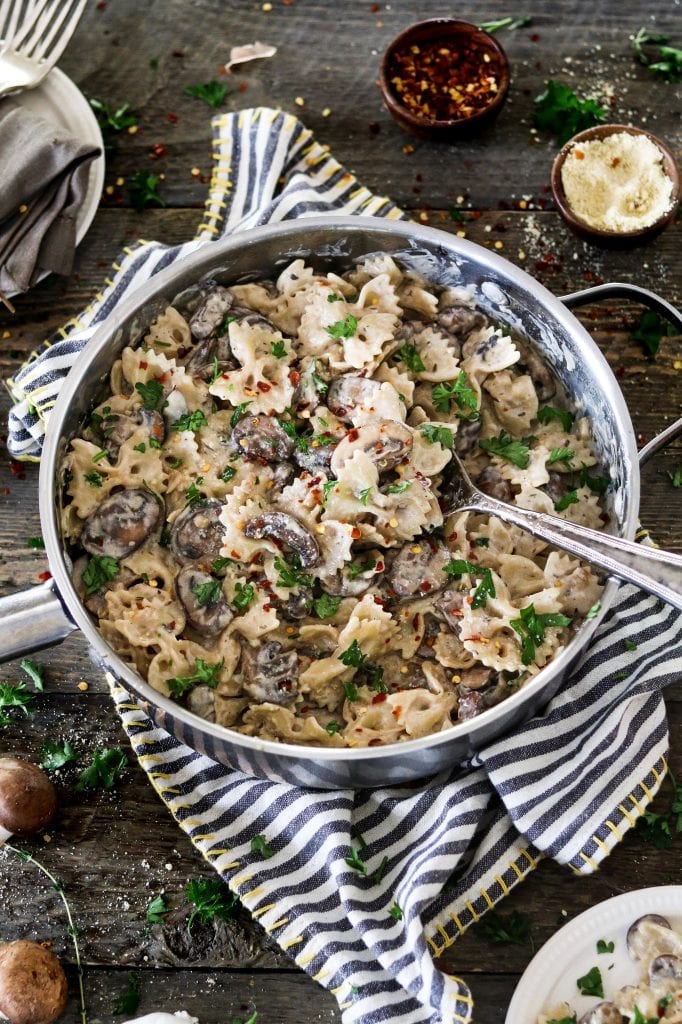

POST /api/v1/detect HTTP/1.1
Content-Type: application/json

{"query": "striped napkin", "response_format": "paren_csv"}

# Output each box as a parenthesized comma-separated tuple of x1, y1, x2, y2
(7, 108, 682, 1024)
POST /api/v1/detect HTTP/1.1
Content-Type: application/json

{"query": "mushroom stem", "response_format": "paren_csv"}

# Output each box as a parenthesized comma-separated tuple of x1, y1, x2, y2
(0, 824, 12, 846)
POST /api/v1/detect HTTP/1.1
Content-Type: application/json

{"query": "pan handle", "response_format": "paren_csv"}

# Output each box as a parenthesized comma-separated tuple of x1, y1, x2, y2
(560, 281, 682, 332)
(0, 581, 78, 662)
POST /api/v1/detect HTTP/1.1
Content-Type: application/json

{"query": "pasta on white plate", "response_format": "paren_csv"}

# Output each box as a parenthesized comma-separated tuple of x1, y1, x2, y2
(61, 255, 609, 748)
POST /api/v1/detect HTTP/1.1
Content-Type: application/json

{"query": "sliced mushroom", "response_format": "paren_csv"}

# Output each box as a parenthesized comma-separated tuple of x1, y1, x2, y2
(649, 954, 682, 985)
(458, 666, 493, 690)
(457, 690, 485, 721)
(327, 375, 381, 421)
(293, 439, 336, 474)
(577, 1004, 624, 1024)
(545, 470, 568, 505)
(331, 420, 413, 476)
(279, 588, 313, 621)
(320, 552, 383, 597)
(476, 466, 513, 503)
(434, 588, 466, 631)
(272, 462, 295, 489)
(187, 684, 217, 723)
(454, 417, 482, 458)
(231, 414, 295, 463)
(82, 488, 162, 558)
(240, 640, 298, 706)
(189, 286, 234, 339)
(516, 340, 556, 402)
(171, 500, 225, 564)
(102, 408, 165, 459)
(387, 539, 451, 599)
(175, 567, 233, 637)
(295, 362, 330, 409)
(437, 304, 486, 338)
(244, 511, 320, 568)
(185, 332, 235, 380)
(627, 915, 674, 961)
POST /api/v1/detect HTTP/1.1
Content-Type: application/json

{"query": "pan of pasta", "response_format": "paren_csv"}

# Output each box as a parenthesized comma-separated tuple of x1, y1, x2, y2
(1, 216, 646, 788)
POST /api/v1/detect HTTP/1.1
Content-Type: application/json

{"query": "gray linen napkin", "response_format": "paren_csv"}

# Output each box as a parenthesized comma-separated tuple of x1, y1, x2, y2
(0, 100, 100, 295)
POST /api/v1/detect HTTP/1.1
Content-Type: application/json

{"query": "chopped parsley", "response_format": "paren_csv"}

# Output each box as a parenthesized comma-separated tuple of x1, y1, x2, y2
(27, 536, 45, 549)
(475, 537, 490, 547)
(443, 559, 495, 608)
(348, 557, 376, 581)
(185, 478, 205, 507)
(135, 379, 166, 411)
(345, 846, 366, 874)
(146, 894, 170, 924)
(313, 594, 342, 619)
(396, 342, 425, 373)
(233, 582, 256, 612)
(128, 171, 165, 212)
(220, 465, 237, 483)
(20, 658, 45, 692)
(624, 638, 638, 652)
(192, 579, 222, 606)
(510, 604, 572, 665)
(166, 658, 223, 697)
(596, 938, 615, 954)
(421, 424, 453, 448)
(271, 340, 287, 358)
(310, 362, 329, 395)
(326, 314, 357, 339)
(432, 371, 479, 418)
(533, 79, 606, 145)
(0, 682, 34, 724)
(183, 79, 230, 108)
(217, 314, 237, 336)
(477, 909, 532, 948)
(667, 466, 682, 488)
(274, 555, 312, 589)
(133, 443, 147, 454)
(172, 410, 208, 433)
(339, 640, 366, 669)
(75, 747, 127, 791)
(326, 721, 343, 735)
(389, 903, 403, 920)
(479, 15, 532, 31)
(230, 402, 252, 428)
(322, 480, 337, 502)
(576, 965, 604, 998)
(185, 877, 238, 932)
(82, 555, 120, 596)
(578, 465, 610, 494)
(212, 556, 238, 573)
(537, 406, 574, 432)
(387, 481, 411, 494)
(554, 489, 578, 512)
(84, 470, 104, 488)
(358, 487, 372, 506)
(92, 448, 109, 463)
(343, 679, 360, 701)
(585, 601, 601, 620)
(364, 664, 387, 692)
(251, 834, 274, 859)
(479, 431, 530, 469)
(548, 446, 575, 466)
(40, 739, 80, 772)
(327, 293, 343, 302)
(113, 972, 140, 1016)
(88, 97, 138, 151)
(631, 27, 682, 83)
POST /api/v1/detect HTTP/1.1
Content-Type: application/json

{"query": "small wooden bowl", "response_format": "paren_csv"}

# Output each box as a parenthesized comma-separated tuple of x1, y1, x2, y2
(379, 19, 510, 141)
(550, 124, 681, 248)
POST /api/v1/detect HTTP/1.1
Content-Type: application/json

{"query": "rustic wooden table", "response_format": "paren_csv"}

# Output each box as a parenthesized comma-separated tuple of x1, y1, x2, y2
(0, 1, 680, 1021)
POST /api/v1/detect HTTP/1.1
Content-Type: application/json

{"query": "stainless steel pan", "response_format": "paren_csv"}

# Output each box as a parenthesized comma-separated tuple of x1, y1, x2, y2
(2, 217, 680, 789)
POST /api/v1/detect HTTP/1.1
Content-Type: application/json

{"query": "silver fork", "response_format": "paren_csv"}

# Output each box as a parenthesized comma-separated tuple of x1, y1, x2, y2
(0, 0, 88, 98)
(442, 434, 682, 612)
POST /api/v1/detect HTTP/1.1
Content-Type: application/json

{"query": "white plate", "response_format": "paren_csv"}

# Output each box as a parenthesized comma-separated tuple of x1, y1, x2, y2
(5, 66, 105, 296)
(506, 886, 682, 1023)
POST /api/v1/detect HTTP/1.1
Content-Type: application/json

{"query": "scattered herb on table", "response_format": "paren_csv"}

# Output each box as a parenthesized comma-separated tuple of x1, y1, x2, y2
(313, 594, 342, 619)
(185, 877, 239, 932)
(533, 79, 606, 145)
(89, 98, 138, 150)
(537, 405, 574, 432)
(251, 835, 274, 859)
(396, 342, 425, 373)
(511, 604, 572, 666)
(326, 314, 358, 339)
(585, 601, 601, 620)
(231, 1012, 258, 1024)
(478, 16, 532, 32)
(421, 424, 454, 449)
(166, 658, 224, 697)
(0, 682, 34, 724)
(373, 855, 389, 884)
(432, 371, 479, 418)
(624, 638, 638, 652)
(345, 846, 366, 875)
(146, 894, 170, 924)
(113, 972, 140, 1016)
(40, 739, 80, 772)
(478, 909, 533, 949)
(630, 309, 678, 357)
(27, 536, 45, 549)
(135, 379, 166, 410)
(630, 27, 682, 83)
(75, 747, 128, 791)
(184, 80, 230, 108)
(596, 938, 615, 954)
(479, 430, 531, 469)
(668, 467, 682, 488)
(20, 658, 45, 692)
(128, 171, 166, 212)
(172, 409, 208, 433)
(635, 770, 682, 849)
(576, 965, 604, 998)
(389, 902, 403, 920)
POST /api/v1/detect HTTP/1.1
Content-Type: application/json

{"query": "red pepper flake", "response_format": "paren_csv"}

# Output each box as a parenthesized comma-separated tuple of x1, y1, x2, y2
(351, 526, 361, 540)
(262, 604, 271, 612)
(238, 82, 248, 92)
(418, 580, 432, 593)
(230, 550, 241, 559)
(256, 381, 271, 393)
(96, 0, 106, 9)
(386, 36, 504, 123)
(463, 634, 481, 642)
(139, 360, 148, 370)
(372, 692, 387, 704)
(450, 609, 464, 618)
(149, 143, 167, 160)
(373, 596, 387, 608)
(38, 571, 52, 582)
(9, 461, 25, 479)
(412, 613, 420, 630)
(347, 428, 359, 442)
(375, 561, 384, 572)
(368, 738, 382, 746)
(465, 595, 474, 604)
(289, 370, 301, 387)
(310, 488, 323, 506)
(391, 706, 402, 719)
(1, 487, 9, 496)
(167, 112, 178, 124)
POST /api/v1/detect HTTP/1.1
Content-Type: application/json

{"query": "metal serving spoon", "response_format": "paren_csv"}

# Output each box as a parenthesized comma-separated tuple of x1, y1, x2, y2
(442, 435, 682, 612)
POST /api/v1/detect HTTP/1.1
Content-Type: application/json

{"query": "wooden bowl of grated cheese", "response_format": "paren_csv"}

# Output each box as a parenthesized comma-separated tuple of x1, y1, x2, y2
(550, 123, 680, 247)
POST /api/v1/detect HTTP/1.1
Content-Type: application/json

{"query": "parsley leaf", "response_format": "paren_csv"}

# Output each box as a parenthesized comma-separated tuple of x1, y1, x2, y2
(82, 555, 120, 596)
(668, 466, 682, 488)
(479, 431, 530, 469)
(537, 405, 574, 432)
(478, 909, 532, 948)
(251, 834, 274, 859)
(40, 739, 80, 772)
(396, 342, 425, 373)
(443, 560, 495, 608)
(347, 557, 377, 581)
(326, 721, 343, 735)
(230, 402, 252, 428)
(84, 471, 104, 487)
(345, 846, 366, 874)
(88, 97, 138, 150)
(596, 938, 615, 954)
(548, 446, 575, 466)
(554, 489, 579, 512)
(545, 1016, 577, 1024)
(183, 79, 229, 108)
(479, 15, 532, 32)
(326, 314, 357, 339)
(0, 682, 34, 723)
(218, 465, 236, 484)
(128, 171, 165, 212)
(343, 679, 359, 701)
(185, 877, 238, 932)
(630, 308, 678, 357)
(217, 314, 237, 336)
(233, 581, 256, 612)
(166, 658, 224, 697)
(75, 747, 128, 791)
(271, 340, 287, 358)
(172, 410, 207, 433)
(27, 536, 45, 549)
(310, 362, 329, 395)
(510, 604, 572, 665)
(576, 965, 604, 998)
(339, 640, 366, 669)
(146, 894, 170, 924)
(432, 371, 479, 418)
(631, 27, 682, 83)
(421, 424, 454, 448)
(192, 579, 222, 606)
(387, 481, 411, 494)
(185, 478, 205, 507)
(313, 594, 342, 619)
(135, 379, 166, 411)
(534, 79, 606, 145)
(113, 972, 140, 1016)
(389, 903, 403, 920)
(585, 601, 601, 619)
(20, 658, 45, 692)
(578, 465, 610, 494)
(274, 555, 312, 589)
(212, 556, 238, 573)
(358, 487, 372, 506)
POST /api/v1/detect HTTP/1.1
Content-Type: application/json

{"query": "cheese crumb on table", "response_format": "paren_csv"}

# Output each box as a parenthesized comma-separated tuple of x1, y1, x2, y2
(560, 131, 674, 232)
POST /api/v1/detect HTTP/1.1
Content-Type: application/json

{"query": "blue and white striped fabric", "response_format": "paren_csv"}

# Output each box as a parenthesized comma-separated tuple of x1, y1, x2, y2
(7, 108, 681, 1024)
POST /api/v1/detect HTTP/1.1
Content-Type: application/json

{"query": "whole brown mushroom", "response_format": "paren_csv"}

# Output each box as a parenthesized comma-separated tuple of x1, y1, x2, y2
(0, 758, 58, 843)
(0, 940, 68, 1024)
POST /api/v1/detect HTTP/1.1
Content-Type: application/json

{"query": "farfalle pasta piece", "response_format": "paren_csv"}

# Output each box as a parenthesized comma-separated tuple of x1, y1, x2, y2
(240, 704, 345, 746)
(209, 319, 295, 413)
(343, 687, 456, 747)
(483, 371, 538, 434)
(144, 306, 192, 358)
(62, 434, 167, 525)
(462, 327, 520, 378)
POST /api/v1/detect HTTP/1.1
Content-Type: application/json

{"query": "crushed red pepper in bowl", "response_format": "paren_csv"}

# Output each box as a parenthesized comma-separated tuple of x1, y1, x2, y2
(379, 19, 510, 140)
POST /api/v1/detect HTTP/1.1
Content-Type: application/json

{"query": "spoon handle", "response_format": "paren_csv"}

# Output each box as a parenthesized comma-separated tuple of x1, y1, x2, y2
(469, 493, 682, 611)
